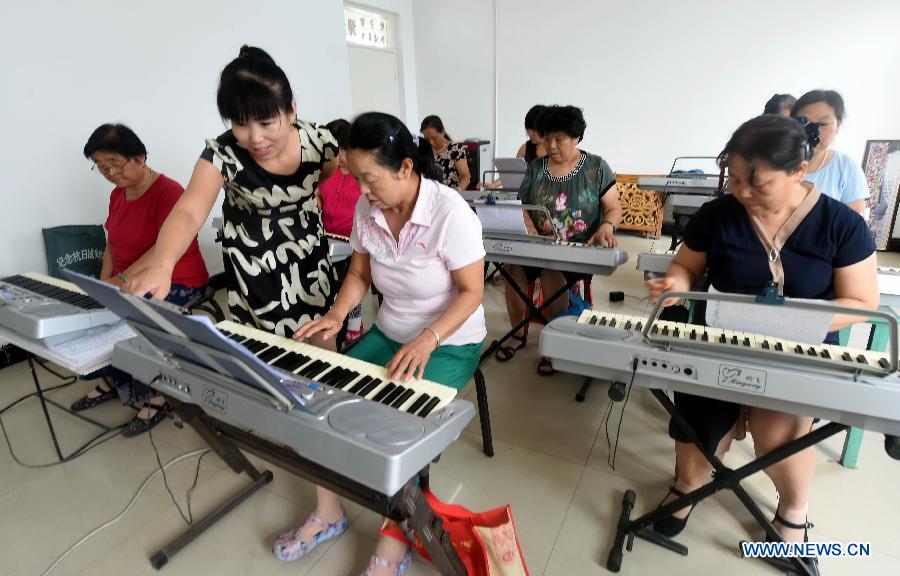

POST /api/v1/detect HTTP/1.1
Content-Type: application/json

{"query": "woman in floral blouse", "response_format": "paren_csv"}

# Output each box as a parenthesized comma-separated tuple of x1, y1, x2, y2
(496, 105, 623, 375)
(421, 115, 471, 190)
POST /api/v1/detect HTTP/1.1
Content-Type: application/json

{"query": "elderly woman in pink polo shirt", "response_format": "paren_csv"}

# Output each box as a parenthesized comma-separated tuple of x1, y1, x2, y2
(281, 112, 486, 576)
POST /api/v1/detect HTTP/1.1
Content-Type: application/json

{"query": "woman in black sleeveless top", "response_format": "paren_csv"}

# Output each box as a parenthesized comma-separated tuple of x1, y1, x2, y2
(518, 104, 548, 164)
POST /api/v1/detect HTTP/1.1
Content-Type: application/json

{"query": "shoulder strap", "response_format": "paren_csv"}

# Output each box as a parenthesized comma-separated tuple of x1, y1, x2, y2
(748, 183, 821, 295)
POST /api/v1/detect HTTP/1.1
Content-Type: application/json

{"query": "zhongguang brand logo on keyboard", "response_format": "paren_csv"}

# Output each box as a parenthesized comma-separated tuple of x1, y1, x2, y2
(202, 385, 228, 414)
(492, 241, 513, 254)
(717, 364, 767, 395)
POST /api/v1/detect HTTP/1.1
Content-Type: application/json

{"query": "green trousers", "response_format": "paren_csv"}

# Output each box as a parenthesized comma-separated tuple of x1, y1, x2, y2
(347, 325, 482, 390)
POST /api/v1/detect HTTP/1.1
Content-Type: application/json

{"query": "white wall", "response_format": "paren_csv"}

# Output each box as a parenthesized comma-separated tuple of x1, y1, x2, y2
(413, 0, 495, 142)
(0, 0, 353, 277)
(413, 0, 900, 173)
(349, 0, 420, 129)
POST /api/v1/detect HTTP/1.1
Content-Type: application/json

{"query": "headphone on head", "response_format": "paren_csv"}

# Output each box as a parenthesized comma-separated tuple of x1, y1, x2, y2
(795, 116, 821, 160)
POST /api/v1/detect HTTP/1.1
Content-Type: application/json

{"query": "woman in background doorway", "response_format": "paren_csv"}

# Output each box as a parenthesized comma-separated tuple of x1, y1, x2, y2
(421, 115, 471, 190)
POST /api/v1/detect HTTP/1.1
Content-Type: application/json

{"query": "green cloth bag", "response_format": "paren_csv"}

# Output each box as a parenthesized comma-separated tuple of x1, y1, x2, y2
(41, 225, 106, 279)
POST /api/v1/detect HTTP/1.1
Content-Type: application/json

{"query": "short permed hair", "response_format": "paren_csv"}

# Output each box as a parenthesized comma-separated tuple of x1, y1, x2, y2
(535, 105, 586, 141)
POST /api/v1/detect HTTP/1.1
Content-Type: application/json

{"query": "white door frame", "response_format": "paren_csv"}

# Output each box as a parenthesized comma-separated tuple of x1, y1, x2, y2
(344, 2, 406, 120)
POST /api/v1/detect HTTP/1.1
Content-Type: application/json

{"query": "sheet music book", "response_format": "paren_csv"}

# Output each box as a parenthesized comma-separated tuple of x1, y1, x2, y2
(0, 321, 135, 375)
(475, 201, 530, 235)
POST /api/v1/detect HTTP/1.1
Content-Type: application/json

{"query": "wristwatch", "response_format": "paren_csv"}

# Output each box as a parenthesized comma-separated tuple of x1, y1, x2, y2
(117, 272, 129, 284)
(601, 220, 617, 233)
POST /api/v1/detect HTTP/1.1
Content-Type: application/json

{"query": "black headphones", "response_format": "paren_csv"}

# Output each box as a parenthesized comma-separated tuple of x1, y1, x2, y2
(795, 116, 821, 160)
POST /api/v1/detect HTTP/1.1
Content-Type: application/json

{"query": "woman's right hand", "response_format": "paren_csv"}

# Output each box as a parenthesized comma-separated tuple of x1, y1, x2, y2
(646, 276, 684, 307)
(126, 262, 174, 300)
(293, 311, 345, 342)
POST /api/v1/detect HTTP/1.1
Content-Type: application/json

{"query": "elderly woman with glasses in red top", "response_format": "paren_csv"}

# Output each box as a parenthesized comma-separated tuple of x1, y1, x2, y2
(71, 123, 209, 436)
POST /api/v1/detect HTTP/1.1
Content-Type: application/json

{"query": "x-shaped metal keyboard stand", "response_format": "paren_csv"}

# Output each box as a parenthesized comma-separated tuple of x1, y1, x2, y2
(479, 264, 584, 364)
(149, 399, 467, 575)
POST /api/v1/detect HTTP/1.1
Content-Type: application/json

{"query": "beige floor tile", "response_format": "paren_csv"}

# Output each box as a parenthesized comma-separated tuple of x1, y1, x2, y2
(74, 480, 329, 576)
(584, 387, 680, 486)
(541, 465, 783, 576)
(0, 430, 223, 576)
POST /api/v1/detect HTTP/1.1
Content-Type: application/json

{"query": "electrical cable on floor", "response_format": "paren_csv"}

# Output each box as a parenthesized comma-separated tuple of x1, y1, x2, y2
(0, 414, 123, 468)
(0, 366, 126, 467)
(148, 421, 208, 525)
(33, 357, 79, 386)
(606, 358, 639, 471)
(38, 446, 212, 576)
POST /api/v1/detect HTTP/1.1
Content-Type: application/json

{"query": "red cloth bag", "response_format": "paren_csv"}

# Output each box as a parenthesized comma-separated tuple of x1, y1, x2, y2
(381, 489, 529, 576)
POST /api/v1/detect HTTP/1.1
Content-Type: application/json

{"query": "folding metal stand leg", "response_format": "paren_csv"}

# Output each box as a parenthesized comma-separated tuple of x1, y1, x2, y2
(149, 401, 274, 570)
(24, 353, 117, 462)
(479, 265, 577, 363)
(150, 401, 468, 575)
(607, 389, 836, 576)
(400, 481, 468, 576)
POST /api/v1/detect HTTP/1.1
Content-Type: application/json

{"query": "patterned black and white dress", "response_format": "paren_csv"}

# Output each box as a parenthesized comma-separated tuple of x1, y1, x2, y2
(433, 142, 468, 188)
(200, 120, 339, 337)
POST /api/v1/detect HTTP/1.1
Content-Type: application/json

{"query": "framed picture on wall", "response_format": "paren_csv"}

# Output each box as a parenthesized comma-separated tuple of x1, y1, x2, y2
(863, 140, 900, 250)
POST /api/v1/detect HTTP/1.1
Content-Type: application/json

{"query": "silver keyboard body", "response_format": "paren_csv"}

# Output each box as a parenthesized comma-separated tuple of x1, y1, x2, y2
(113, 337, 474, 496)
(636, 252, 674, 279)
(540, 315, 900, 436)
(670, 193, 714, 217)
(0, 273, 118, 343)
(638, 175, 720, 195)
(483, 236, 629, 276)
(326, 236, 352, 262)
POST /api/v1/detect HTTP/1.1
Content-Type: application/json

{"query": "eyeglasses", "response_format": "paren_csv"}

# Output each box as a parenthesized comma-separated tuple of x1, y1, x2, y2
(91, 158, 132, 175)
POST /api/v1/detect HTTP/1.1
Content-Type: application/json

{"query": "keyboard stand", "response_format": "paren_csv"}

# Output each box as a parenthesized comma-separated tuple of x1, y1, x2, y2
(151, 398, 467, 575)
(20, 352, 119, 462)
(480, 265, 585, 364)
(607, 388, 834, 576)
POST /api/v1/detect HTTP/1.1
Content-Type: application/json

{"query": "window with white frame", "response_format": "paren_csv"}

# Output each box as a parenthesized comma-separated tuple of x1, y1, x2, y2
(344, 6, 390, 49)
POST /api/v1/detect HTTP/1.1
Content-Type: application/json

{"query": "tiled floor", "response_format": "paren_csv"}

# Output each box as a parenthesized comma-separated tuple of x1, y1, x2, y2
(2, 234, 899, 576)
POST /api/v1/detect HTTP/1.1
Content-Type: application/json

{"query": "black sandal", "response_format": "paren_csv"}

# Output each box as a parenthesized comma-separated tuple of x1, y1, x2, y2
(122, 402, 169, 437)
(70, 385, 118, 412)
(494, 333, 527, 362)
(652, 486, 695, 537)
(768, 509, 814, 543)
(537, 357, 556, 376)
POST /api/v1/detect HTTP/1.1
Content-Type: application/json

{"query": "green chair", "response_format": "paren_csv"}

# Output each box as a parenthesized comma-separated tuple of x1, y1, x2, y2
(837, 308, 896, 468)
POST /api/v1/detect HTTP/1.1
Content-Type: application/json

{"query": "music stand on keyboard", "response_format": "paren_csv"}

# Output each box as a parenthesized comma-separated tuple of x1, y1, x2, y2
(61, 271, 468, 574)
(476, 203, 593, 364)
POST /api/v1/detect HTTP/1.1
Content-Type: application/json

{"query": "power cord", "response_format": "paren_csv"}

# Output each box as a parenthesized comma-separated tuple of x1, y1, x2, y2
(605, 357, 639, 471)
(144, 374, 208, 526)
(147, 422, 208, 525)
(38, 447, 211, 576)
(0, 414, 123, 468)
(0, 365, 125, 468)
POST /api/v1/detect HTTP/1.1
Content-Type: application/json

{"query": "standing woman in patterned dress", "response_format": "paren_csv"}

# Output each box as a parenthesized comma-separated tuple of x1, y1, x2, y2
(128, 46, 339, 348)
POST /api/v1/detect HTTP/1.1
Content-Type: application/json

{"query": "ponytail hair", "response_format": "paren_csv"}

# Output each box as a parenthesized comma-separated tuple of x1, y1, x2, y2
(216, 45, 294, 124)
(349, 112, 438, 180)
